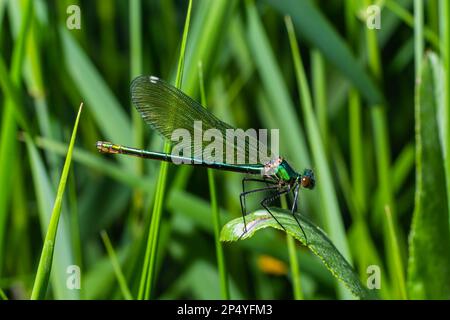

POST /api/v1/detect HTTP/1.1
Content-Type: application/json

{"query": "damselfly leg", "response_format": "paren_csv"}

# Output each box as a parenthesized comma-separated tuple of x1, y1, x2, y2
(290, 184, 308, 244)
(260, 187, 290, 231)
(240, 178, 308, 244)
(241, 177, 278, 227)
(239, 183, 280, 237)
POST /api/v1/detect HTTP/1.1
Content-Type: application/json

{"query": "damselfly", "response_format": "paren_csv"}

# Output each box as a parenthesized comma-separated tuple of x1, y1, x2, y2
(97, 76, 315, 239)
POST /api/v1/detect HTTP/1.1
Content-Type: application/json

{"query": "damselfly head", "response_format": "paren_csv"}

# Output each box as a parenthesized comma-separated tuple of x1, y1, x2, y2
(300, 169, 315, 189)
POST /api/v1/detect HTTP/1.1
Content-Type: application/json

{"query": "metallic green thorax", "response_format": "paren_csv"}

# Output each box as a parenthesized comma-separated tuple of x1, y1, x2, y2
(274, 160, 299, 182)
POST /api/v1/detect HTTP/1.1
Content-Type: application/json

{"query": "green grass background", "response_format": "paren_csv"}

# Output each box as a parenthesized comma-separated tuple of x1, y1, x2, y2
(0, 0, 449, 300)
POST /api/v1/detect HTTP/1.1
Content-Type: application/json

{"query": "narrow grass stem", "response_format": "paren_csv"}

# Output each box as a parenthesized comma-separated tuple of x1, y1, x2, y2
(199, 62, 230, 299)
(366, 0, 403, 299)
(280, 196, 303, 299)
(0, 288, 7, 300)
(280, 197, 304, 300)
(285, 15, 353, 299)
(385, 206, 407, 299)
(414, 0, 424, 77)
(101, 231, 133, 300)
(385, 0, 439, 50)
(129, 0, 144, 220)
(311, 50, 328, 152)
(138, 0, 193, 300)
(31, 103, 83, 300)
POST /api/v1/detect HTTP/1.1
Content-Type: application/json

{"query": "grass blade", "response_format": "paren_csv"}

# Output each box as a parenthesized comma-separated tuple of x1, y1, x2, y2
(385, 206, 407, 299)
(130, 0, 144, 162)
(100, 231, 133, 300)
(138, 0, 193, 300)
(0, 0, 33, 272)
(199, 62, 230, 299)
(265, 0, 383, 105)
(385, 0, 439, 50)
(280, 178, 303, 299)
(285, 16, 353, 299)
(245, 1, 310, 167)
(25, 139, 79, 299)
(30, 103, 83, 299)
(60, 28, 132, 171)
(286, 234, 303, 299)
(181, 0, 236, 95)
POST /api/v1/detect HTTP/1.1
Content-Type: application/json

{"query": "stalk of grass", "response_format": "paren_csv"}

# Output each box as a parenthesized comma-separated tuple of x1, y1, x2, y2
(311, 50, 328, 152)
(26, 136, 80, 299)
(10, 0, 60, 184)
(345, 0, 366, 217)
(198, 62, 230, 299)
(68, 170, 82, 271)
(286, 235, 303, 299)
(428, 0, 439, 34)
(11, 152, 32, 282)
(138, 0, 193, 300)
(245, 2, 310, 167)
(0, 55, 29, 132)
(0, 287, 7, 300)
(129, 0, 144, 213)
(100, 231, 133, 300)
(0, 1, 5, 24)
(129, 0, 144, 232)
(0, 0, 33, 274)
(344, 2, 390, 298)
(280, 196, 303, 300)
(60, 28, 133, 172)
(180, 0, 235, 95)
(285, 15, 353, 299)
(333, 142, 390, 298)
(440, 0, 450, 230)
(385, 206, 407, 299)
(414, 0, 424, 75)
(365, 0, 406, 299)
(385, 0, 439, 50)
(348, 90, 365, 216)
(31, 103, 83, 300)
(345, 0, 367, 217)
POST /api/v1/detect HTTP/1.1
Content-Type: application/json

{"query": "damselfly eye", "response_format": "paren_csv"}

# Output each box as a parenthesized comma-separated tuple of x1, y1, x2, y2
(301, 169, 315, 189)
(301, 176, 311, 188)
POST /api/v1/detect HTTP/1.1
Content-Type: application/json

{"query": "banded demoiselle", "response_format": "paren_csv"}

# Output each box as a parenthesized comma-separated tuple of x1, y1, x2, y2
(97, 76, 315, 239)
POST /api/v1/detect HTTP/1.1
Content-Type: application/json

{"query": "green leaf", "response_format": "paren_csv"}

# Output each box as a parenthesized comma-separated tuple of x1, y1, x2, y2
(26, 137, 79, 299)
(407, 52, 450, 299)
(30, 103, 83, 300)
(264, 0, 383, 105)
(220, 208, 373, 300)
